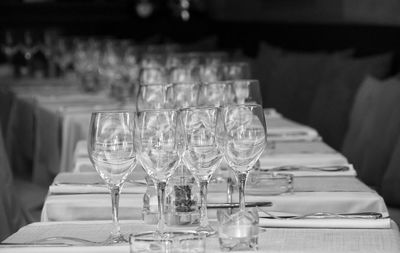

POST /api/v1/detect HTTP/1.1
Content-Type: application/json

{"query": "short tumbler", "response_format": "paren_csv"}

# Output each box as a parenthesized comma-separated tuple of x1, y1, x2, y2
(217, 208, 259, 251)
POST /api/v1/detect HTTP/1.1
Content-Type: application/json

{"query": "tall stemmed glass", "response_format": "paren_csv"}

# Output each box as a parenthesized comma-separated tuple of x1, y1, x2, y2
(136, 109, 180, 236)
(87, 111, 137, 244)
(136, 83, 172, 111)
(180, 107, 224, 235)
(231, 79, 263, 105)
(222, 104, 267, 213)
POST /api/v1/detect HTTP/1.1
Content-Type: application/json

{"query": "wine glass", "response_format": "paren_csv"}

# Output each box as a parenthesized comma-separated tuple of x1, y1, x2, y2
(135, 109, 181, 236)
(222, 104, 267, 214)
(139, 67, 167, 85)
(136, 83, 172, 111)
(221, 62, 251, 81)
(167, 82, 200, 109)
(231, 79, 263, 105)
(180, 106, 224, 235)
(87, 111, 137, 244)
(197, 81, 234, 107)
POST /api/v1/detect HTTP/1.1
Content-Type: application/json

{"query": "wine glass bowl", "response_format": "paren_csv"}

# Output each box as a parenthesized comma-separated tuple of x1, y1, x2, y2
(197, 81, 234, 107)
(231, 79, 263, 106)
(136, 83, 172, 111)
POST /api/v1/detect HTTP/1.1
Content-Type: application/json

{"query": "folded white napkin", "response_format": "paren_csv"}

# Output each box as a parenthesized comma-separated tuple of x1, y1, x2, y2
(259, 217, 391, 229)
(73, 140, 89, 159)
(50, 171, 147, 195)
(267, 117, 320, 142)
(259, 141, 355, 176)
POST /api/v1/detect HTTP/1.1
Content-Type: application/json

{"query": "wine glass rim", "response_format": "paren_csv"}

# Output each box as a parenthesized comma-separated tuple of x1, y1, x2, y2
(224, 103, 263, 109)
(230, 79, 259, 83)
(171, 81, 200, 86)
(221, 61, 250, 66)
(90, 109, 135, 114)
(139, 82, 171, 87)
(137, 108, 179, 113)
(202, 80, 233, 86)
(180, 105, 221, 112)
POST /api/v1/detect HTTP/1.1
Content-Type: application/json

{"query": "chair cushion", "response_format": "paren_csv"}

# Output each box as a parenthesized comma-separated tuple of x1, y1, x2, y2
(342, 76, 400, 189)
(308, 53, 392, 150)
(0, 125, 30, 241)
(381, 134, 400, 207)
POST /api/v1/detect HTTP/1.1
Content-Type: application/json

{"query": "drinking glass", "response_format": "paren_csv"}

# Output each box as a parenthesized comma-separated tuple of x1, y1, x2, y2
(221, 62, 251, 81)
(167, 82, 200, 109)
(231, 79, 263, 105)
(139, 67, 167, 85)
(180, 107, 224, 235)
(168, 66, 196, 83)
(135, 109, 181, 236)
(222, 104, 267, 214)
(197, 81, 234, 107)
(192, 64, 223, 83)
(136, 83, 172, 111)
(217, 208, 259, 251)
(130, 231, 206, 253)
(87, 111, 137, 244)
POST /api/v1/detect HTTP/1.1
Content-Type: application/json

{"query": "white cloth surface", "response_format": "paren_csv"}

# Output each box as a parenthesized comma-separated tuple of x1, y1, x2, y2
(41, 172, 388, 222)
(259, 217, 391, 229)
(50, 173, 372, 195)
(2, 220, 400, 253)
(266, 116, 320, 142)
(259, 141, 355, 176)
(73, 140, 356, 177)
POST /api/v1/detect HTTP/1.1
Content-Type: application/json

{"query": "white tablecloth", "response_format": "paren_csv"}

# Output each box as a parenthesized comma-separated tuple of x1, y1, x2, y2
(2, 220, 400, 253)
(41, 171, 388, 222)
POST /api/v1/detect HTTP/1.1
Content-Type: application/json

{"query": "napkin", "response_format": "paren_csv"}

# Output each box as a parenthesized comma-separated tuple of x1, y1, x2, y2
(73, 140, 89, 159)
(50, 171, 147, 195)
(259, 217, 391, 229)
(259, 141, 354, 176)
(41, 194, 144, 222)
(267, 117, 320, 142)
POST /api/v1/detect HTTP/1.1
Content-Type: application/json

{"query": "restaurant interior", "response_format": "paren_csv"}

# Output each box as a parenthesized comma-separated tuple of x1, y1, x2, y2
(1, 0, 400, 251)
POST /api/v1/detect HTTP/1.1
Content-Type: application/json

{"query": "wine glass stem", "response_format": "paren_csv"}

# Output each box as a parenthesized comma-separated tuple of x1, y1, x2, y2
(110, 186, 121, 236)
(237, 172, 248, 212)
(156, 181, 167, 235)
(199, 180, 209, 228)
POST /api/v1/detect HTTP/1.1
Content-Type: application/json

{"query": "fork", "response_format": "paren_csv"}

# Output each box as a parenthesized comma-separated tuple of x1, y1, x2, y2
(12, 236, 114, 247)
(265, 165, 349, 172)
(258, 208, 383, 220)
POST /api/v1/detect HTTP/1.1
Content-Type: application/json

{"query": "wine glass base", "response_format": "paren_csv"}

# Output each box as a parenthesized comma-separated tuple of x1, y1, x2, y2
(196, 224, 216, 237)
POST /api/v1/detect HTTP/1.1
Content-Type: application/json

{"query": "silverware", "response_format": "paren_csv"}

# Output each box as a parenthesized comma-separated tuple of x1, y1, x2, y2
(0, 236, 109, 247)
(0, 242, 73, 247)
(263, 165, 349, 172)
(259, 209, 383, 220)
(207, 202, 272, 209)
(54, 179, 147, 187)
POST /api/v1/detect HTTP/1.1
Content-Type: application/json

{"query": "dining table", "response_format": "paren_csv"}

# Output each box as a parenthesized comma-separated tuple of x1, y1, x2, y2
(1, 77, 399, 253)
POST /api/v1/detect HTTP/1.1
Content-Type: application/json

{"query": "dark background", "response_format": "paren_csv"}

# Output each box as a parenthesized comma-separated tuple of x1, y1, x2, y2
(1, 0, 400, 57)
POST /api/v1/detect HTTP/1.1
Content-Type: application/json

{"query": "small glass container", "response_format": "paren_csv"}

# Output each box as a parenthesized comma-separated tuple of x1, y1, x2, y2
(142, 175, 158, 224)
(217, 208, 259, 251)
(166, 165, 199, 225)
(247, 171, 294, 195)
(129, 231, 206, 253)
